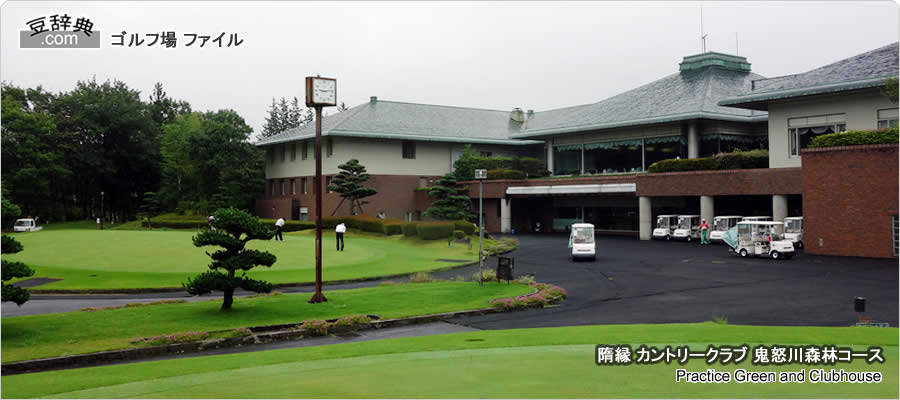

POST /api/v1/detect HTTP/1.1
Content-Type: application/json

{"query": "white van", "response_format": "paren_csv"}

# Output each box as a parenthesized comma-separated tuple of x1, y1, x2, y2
(569, 223, 595, 261)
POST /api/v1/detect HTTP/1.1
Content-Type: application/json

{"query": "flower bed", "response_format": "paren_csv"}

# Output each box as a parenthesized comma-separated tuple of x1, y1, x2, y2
(490, 282, 568, 311)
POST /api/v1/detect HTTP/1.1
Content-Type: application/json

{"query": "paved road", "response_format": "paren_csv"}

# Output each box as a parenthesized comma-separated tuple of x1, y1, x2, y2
(444, 234, 899, 329)
(4, 234, 897, 329)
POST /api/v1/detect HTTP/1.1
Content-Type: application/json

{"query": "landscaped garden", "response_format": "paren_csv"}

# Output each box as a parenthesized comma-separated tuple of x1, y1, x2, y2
(3, 227, 499, 291)
(3, 323, 896, 398)
(1, 281, 534, 362)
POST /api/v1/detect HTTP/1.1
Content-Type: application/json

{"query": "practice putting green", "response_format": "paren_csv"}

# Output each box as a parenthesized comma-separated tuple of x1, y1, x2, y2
(3, 324, 896, 398)
(4, 229, 483, 290)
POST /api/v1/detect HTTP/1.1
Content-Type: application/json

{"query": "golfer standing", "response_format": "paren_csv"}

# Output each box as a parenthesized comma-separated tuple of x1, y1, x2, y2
(274, 217, 285, 241)
(335, 222, 346, 251)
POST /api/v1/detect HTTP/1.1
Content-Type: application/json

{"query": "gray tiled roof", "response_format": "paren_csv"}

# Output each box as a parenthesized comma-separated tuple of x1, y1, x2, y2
(720, 42, 899, 110)
(512, 66, 767, 138)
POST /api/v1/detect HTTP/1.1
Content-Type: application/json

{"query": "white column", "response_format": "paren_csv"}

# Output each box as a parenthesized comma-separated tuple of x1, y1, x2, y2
(772, 195, 788, 222)
(546, 140, 554, 176)
(700, 195, 714, 225)
(687, 121, 699, 159)
(500, 198, 511, 233)
(639, 196, 652, 240)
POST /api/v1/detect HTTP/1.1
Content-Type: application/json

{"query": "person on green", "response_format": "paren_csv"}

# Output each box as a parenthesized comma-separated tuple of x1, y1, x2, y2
(699, 219, 710, 244)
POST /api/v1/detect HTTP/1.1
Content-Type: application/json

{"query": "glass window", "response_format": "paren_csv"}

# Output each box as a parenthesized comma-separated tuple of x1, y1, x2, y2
(402, 140, 416, 159)
(644, 139, 685, 168)
(785, 219, 802, 234)
(291, 179, 296, 195)
(301, 178, 307, 194)
(280, 145, 285, 162)
(281, 181, 285, 195)
(878, 108, 899, 129)
(326, 138, 333, 157)
(788, 114, 846, 157)
(290, 143, 296, 161)
(326, 176, 332, 193)
(552, 145, 582, 175)
(584, 142, 642, 174)
(302, 142, 308, 160)
(573, 227, 594, 244)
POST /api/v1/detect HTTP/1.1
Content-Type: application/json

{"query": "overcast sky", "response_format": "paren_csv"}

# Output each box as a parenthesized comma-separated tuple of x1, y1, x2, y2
(2, 1, 897, 136)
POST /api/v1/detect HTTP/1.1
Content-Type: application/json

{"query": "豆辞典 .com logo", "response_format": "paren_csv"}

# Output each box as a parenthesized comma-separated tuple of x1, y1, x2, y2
(19, 14, 100, 49)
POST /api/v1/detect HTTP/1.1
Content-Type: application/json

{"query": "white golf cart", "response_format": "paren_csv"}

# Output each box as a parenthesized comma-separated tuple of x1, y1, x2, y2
(569, 223, 595, 261)
(13, 218, 42, 232)
(742, 216, 772, 222)
(784, 217, 804, 249)
(652, 215, 679, 240)
(723, 221, 795, 260)
(709, 216, 743, 242)
(672, 215, 701, 242)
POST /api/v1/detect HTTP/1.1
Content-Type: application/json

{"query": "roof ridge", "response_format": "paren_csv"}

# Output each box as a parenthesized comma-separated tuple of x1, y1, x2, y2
(372, 99, 511, 113)
(534, 71, 685, 114)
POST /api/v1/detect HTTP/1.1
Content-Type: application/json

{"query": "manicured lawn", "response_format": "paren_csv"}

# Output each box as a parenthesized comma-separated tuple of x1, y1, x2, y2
(3, 324, 896, 398)
(4, 229, 484, 290)
(1, 281, 532, 362)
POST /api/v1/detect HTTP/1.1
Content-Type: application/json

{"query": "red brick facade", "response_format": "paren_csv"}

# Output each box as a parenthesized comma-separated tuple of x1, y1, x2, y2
(634, 168, 803, 197)
(801, 144, 898, 258)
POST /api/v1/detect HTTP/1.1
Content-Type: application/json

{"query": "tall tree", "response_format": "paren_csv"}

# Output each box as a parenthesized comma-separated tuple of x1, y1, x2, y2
(260, 98, 282, 138)
(2, 235, 34, 306)
(183, 208, 276, 310)
(158, 113, 203, 209)
(327, 159, 378, 215)
(424, 173, 471, 220)
(148, 82, 191, 127)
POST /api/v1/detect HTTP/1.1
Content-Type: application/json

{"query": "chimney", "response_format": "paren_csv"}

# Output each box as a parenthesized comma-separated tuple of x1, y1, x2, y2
(370, 96, 377, 104)
(510, 107, 526, 122)
(527, 109, 534, 117)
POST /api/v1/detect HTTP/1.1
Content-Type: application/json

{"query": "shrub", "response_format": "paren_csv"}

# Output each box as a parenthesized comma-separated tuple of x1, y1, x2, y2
(489, 297, 525, 311)
(647, 157, 716, 173)
(486, 237, 518, 254)
(808, 128, 899, 148)
(416, 222, 455, 240)
(453, 230, 466, 240)
(331, 314, 372, 327)
(344, 215, 384, 233)
(300, 319, 330, 336)
(714, 149, 768, 170)
(383, 222, 403, 235)
(490, 282, 568, 311)
(486, 169, 526, 180)
(231, 327, 253, 337)
(473, 268, 497, 282)
(402, 222, 418, 237)
(516, 275, 535, 285)
(454, 220, 476, 234)
(409, 271, 432, 283)
(139, 331, 210, 346)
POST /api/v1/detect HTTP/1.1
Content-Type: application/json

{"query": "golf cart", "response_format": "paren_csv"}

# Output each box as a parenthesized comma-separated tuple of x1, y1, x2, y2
(569, 223, 595, 261)
(672, 215, 701, 242)
(709, 216, 743, 242)
(784, 217, 804, 249)
(742, 216, 772, 222)
(13, 218, 42, 232)
(652, 215, 679, 240)
(723, 221, 795, 260)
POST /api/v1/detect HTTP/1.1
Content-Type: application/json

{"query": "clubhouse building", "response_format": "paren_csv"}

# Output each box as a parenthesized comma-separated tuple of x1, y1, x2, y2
(256, 42, 899, 258)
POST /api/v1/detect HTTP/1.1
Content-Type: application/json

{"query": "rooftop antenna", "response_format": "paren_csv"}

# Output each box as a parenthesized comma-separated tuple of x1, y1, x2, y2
(735, 32, 739, 55)
(700, 4, 708, 52)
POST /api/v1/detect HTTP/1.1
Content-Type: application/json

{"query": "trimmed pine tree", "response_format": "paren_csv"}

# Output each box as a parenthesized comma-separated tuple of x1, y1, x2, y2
(424, 173, 471, 221)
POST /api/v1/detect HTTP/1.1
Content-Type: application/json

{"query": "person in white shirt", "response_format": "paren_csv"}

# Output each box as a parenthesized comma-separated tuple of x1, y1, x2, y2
(335, 222, 346, 251)
(274, 217, 285, 241)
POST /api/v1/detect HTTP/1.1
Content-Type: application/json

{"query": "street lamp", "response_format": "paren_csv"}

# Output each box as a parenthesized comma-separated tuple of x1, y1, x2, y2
(305, 76, 337, 304)
(474, 169, 487, 287)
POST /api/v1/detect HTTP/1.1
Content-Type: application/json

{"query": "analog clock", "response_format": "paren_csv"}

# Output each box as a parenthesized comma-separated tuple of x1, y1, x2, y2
(306, 77, 337, 107)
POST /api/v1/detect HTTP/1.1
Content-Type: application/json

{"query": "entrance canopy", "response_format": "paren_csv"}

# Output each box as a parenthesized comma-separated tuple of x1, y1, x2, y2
(506, 183, 636, 196)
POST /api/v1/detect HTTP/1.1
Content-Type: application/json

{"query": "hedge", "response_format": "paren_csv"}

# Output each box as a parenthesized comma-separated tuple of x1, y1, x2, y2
(416, 222, 455, 240)
(808, 128, 899, 148)
(402, 222, 418, 237)
(383, 222, 403, 235)
(486, 169, 526, 180)
(454, 220, 476, 234)
(647, 149, 768, 173)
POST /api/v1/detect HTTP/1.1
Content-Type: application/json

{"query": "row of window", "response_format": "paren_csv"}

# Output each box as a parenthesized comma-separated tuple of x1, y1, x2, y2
(787, 109, 898, 157)
(269, 176, 334, 197)
(269, 139, 334, 163)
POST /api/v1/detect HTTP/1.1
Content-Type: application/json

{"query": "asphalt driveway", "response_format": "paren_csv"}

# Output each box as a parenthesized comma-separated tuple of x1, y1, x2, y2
(440, 234, 899, 329)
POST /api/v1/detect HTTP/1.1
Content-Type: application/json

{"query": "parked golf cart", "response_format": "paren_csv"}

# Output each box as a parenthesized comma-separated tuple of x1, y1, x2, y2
(569, 223, 596, 261)
(13, 218, 42, 232)
(709, 216, 743, 242)
(652, 215, 679, 240)
(723, 221, 795, 260)
(741, 216, 772, 222)
(784, 217, 804, 249)
(672, 215, 701, 242)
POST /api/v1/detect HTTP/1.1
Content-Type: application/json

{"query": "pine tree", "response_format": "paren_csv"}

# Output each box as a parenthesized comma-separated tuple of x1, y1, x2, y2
(287, 97, 303, 129)
(424, 173, 471, 220)
(327, 159, 378, 215)
(183, 208, 277, 310)
(260, 98, 281, 138)
(2, 235, 34, 306)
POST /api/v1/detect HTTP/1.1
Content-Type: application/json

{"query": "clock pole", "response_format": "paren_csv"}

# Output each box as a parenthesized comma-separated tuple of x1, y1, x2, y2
(309, 104, 327, 303)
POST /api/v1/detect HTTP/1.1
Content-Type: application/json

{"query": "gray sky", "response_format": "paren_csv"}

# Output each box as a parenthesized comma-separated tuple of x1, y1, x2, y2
(2, 1, 898, 135)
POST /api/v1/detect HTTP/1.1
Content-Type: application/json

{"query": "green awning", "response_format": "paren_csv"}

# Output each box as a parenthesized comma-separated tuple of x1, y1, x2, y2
(584, 138, 643, 150)
(554, 144, 582, 151)
(644, 135, 686, 145)
(701, 133, 762, 144)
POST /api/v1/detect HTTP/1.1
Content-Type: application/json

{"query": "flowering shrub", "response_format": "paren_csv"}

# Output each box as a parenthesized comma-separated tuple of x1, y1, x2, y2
(132, 331, 210, 346)
(409, 271, 432, 283)
(231, 327, 253, 337)
(331, 314, 372, 327)
(300, 319, 330, 336)
(490, 283, 568, 311)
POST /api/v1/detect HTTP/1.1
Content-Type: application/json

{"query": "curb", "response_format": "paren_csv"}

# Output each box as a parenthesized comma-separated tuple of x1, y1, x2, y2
(2, 289, 561, 376)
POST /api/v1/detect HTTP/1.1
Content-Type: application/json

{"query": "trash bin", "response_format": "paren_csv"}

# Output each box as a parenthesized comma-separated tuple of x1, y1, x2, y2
(496, 256, 514, 283)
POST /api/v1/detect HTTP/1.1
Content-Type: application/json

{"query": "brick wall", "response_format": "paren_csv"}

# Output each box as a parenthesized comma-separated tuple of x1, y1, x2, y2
(801, 144, 898, 258)
(635, 168, 802, 197)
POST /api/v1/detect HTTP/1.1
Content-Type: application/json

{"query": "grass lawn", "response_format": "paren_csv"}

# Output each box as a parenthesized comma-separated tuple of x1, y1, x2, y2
(4, 228, 487, 290)
(3, 323, 896, 398)
(1, 281, 532, 362)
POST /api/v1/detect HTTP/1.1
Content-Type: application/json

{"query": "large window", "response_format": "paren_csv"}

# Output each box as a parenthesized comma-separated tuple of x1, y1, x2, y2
(878, 108, 899, 129)
(402, 140, 416, 159)
(552, 145, 582, 175)
(788, 114, 846, 157)
(643, 136, 686, 167)
(700, 134, 767, 157)
(584, 140, 642, 174)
